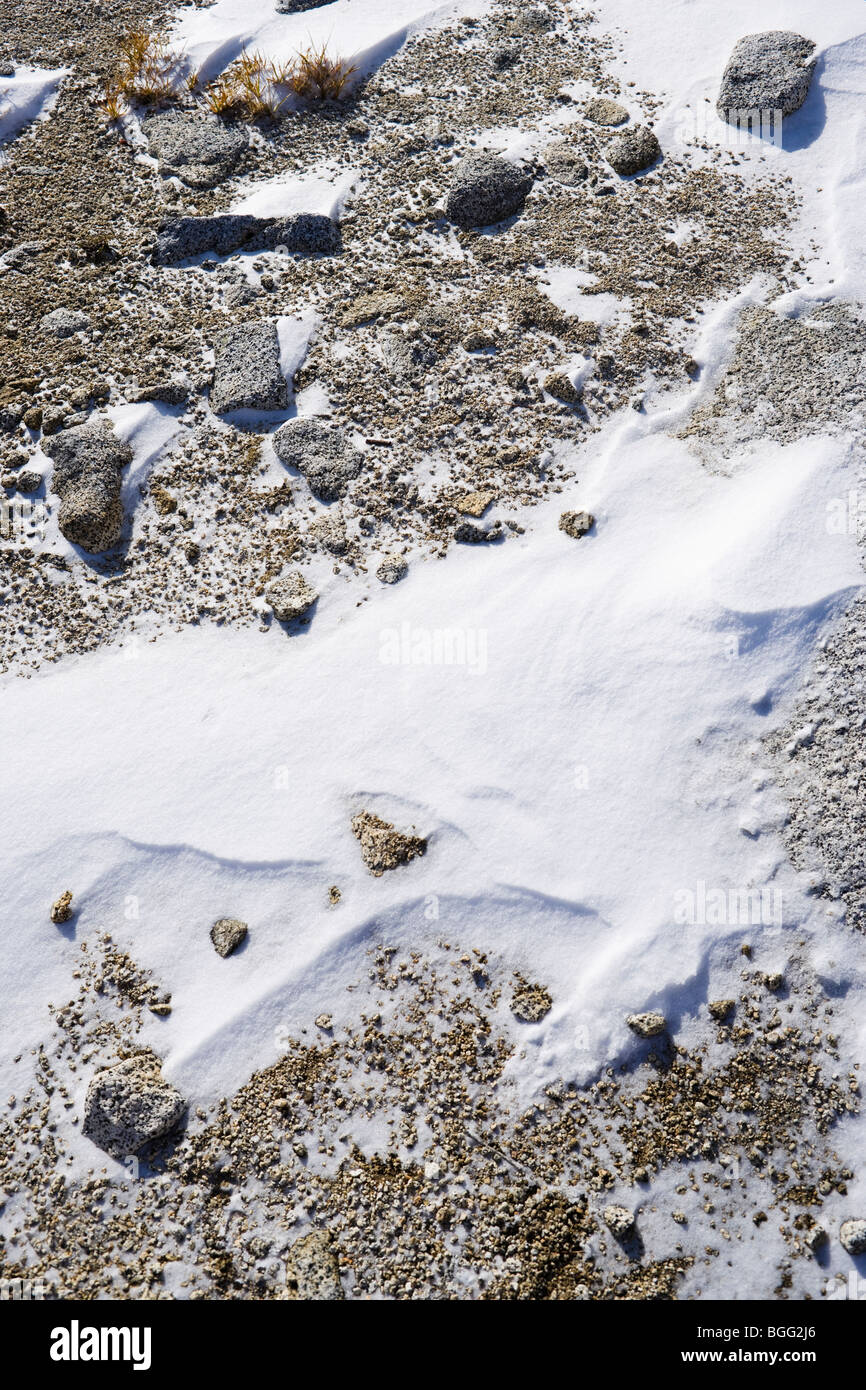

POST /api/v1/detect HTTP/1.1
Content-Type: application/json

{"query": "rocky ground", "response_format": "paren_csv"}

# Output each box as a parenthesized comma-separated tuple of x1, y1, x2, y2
(1, 0, 865, 1302)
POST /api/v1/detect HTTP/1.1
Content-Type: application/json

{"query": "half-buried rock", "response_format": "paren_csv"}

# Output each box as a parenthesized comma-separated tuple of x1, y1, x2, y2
(83, 1055, 186, 1159)
(351, 810, 427, 876)
(445, 154, 533, 228)
(273, 417, 363, 501)
(266, 569, 318, 622)
(717, 32, 815, 122)
(604, 126, 661, 176)
(210, 917, 248, 957)
(43, 418, 133, 552)
(211, 322, 288, 415)
(143, 110, 247, 189)
(284, 1230, 344, 1300)
(152, 212, 340, 265)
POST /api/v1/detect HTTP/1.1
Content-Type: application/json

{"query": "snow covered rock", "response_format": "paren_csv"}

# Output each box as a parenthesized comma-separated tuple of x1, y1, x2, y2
(83, 1055, 186, 1159)
(210, 323, 288, 414)
(839, 1218, 866, 1255)
(717, 32, 816, 121)
(444, 154, 533, 228)
(40, 307, 89, 338)
(143, 111, 247, 189)
(210, 918, 248, 957)
(284, 1230, 344, 1300)
(604, 126, 661, 176)
(43, 418, 132, 552)
(273, 418, 363, 501)
(266, 570, 318, 622)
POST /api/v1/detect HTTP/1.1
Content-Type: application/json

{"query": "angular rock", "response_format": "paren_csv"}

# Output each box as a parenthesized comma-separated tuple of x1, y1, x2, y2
(284, 1230, 344, 1300)
(351, 810, 427, 876)
(143, 110, 247, 189)
(708, 998, 735, 1021)
(50, 890, 73, 925)
(545, 370, 582, 403)
(627, 1010, 666, 1038)
(273, 417, 363, 501)
(444, 154, 533, 228)
(266, 569, 318, 622)
(376, 553, 408, 585)
(454, 519, 504, 544)
(43, 418, 133, 552)
(584, 96, 628, 126)
(604, 1204, 635, 1237)
(83, 1055, 186, 1159)
(717, 31, 815, 122)
(40, 307, 90, 338)
(210, 917, 248, 957)
(559, 509, 595, 539)
(211, 323, 288, 414)
(839, 1218, 866, 1255)
(605, 126, 661, 176)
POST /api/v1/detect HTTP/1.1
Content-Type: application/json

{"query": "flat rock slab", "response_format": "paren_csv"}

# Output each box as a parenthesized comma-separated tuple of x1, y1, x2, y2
(444, 154, 533, 228)
(717, 31, 815, 120)
(276, 0, 337, 11)
(43, 418, 132, 552)
(273, 417, 363, 501)
(83, 1055, 186, 1159)
(153, 212, 339, 265)
(143, 111, 247, 189)
(584, 96, 628, 126)
(284, 1231, 344, 1300)
(604, 125, 661, 176)
(211, 322, 288, 414)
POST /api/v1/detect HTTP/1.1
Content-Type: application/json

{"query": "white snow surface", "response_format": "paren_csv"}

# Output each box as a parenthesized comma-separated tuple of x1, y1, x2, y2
(0, 67, 66, 150)
(3, 0, 866, 1299)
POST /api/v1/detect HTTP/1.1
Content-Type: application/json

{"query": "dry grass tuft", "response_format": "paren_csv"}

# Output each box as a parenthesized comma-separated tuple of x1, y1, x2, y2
(110, 26, 185, 106)
(203, 49, 289, 120)
(286, 44, 357, 101)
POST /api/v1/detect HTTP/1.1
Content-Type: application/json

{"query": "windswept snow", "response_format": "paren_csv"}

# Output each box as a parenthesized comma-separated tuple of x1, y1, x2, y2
(0, 66, 66, 150)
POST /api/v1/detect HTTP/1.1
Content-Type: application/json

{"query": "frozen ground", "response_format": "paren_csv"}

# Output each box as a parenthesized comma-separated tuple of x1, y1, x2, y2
(1, 0, 865, 1300)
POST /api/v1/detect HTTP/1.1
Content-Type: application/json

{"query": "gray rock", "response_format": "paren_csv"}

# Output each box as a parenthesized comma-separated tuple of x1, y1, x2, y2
(210, 918, 248, 957)
(454, 519, 504, 544)
(603, 1204, 635, 1238)
(284, 1230, 344, 1300)
(82, 1055, 186, 1159)
(253, 213, 340, 255)
(8, 469, 42, 493)
(559, 509, 595, 538)
(444, 154, 533, 228)
(153, 212, 339, 265)
(839, 1218, 866, 1255)
(143, 110, 247, 189)
(43, 418, 133, 552)
(627, 1010, 666, 1038)
(584, 96, 628, 126)
(376, 553, 408, 584)
(40, 307, 90, 338)
(266, 569, 318, 622)
(273, 417, 363, 501)
(276, 0, 337, 11)
(604, 126, 661, 176)
(210, 323, 288, 414)
(545, 143, 588, 186)
(717, 31, 816, 121)
(382, 332, 437, 382)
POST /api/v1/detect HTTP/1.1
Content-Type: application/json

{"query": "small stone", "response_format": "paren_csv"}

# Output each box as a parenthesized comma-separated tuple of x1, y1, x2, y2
(559, 509, 595, 539)
(717, 31, 816, 122)
(584, 96, 629, 126)
(210, 918, 248, 957)
(341, 291, 406, 328)
(708, 999, 735, 1021)
(604, 126, 661, 176)
(82, 1055, 186, 1159)
(804, 1224, 827, 1251)
(9, 469, 41, 494)
(462, 327, 496, 352)
(604, 1204, 635, 1237)
(511, 983, 552, 1023)
(839, 1219, 866, 1255)
(627, 1010, 666, 1038)
(50, 890, 73, 925)
(444, 154, 533, 228)
(544, 370, 582, 403)
(315, 1014, 333, 1030)
(351, 810, 427, 876)
(266, 570, 318, 622)
(210, 323, 288, 414)
(284, 1230, 344, 1301)
(454, 519, 504, 544)
(764, 972, 784, 992)
(456, 490, 496, 517)
(40, 308, 90, 338)
(376, 553, 408, 585)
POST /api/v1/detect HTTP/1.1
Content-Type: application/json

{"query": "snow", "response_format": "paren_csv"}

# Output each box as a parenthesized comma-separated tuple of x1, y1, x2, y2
(0, 66, 66, 150)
